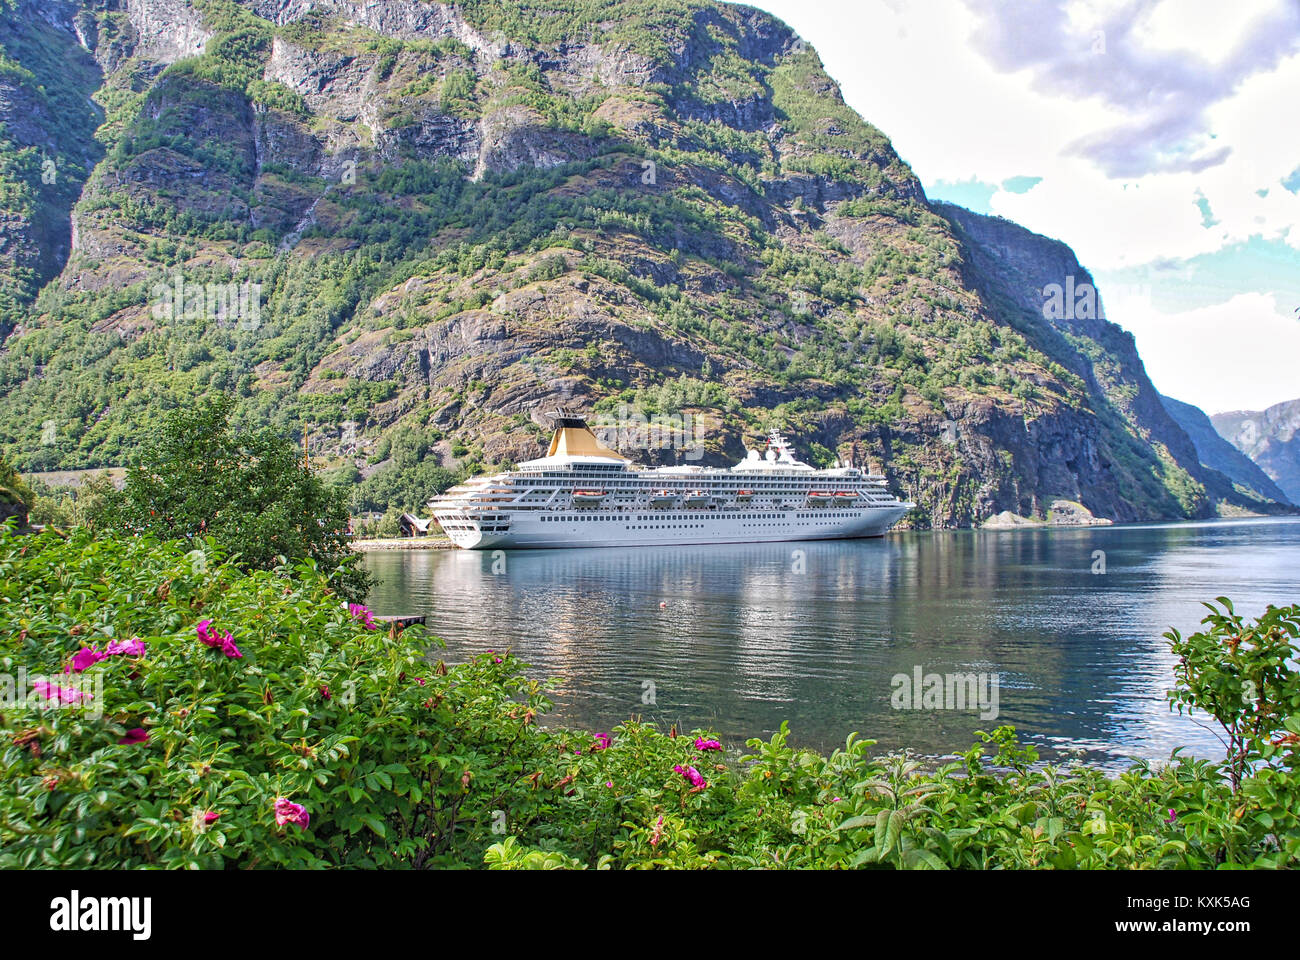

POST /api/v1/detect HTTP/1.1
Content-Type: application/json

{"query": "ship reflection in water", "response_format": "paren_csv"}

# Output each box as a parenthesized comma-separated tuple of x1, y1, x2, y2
(363, 517, 1300, 767)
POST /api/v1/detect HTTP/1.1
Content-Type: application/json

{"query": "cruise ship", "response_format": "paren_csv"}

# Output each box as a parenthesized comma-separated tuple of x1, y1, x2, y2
(428, 410, 915, 549)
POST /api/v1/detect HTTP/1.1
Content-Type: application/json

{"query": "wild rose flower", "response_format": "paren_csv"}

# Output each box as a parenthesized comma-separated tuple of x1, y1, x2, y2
(197, 619, 219, 647)
(320, 685, 331, 700)
(67, 637, 147, 673)
(117, 728, 149, 745)
(1166, 808, 1178, 824)
(105, 637, 146, 657)
(673, 764, 707, 790)
(694, 738, 722, 752)
(591, 733, 612, 752)
(66, 647, 105, 674)
(31, 680, 92, 705)
(219, 633, 242, 659)
(204, 811, 220, 824)
(199, 620, 242, 658)
(274, 797, 310, 830)
(347, 603, 377, 630)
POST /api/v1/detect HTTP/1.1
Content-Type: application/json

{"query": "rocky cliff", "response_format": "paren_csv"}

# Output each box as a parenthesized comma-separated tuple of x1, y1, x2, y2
(0, 0, 1286, 524)
(1213, 399, 1300, 506)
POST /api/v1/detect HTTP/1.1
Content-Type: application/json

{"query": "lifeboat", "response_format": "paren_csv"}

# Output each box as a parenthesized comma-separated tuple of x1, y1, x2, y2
(807, 490, 834, 506)
(834, 490, 859, 505)
(735, 489, 754, 502)
(571, 489, 606, 507)
(649, 489, 677, 508)
(683, 490, 710, 508)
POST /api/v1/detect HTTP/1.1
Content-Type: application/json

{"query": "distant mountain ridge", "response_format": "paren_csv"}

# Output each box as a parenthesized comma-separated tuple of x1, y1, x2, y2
(1212, 399, 1300, 506)
(1160, 395, 1291, 506)
(0, 0, 1290, 525)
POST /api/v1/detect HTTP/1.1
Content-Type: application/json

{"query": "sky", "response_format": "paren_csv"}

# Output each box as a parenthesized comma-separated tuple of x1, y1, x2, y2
(751, 0, 1300, 414)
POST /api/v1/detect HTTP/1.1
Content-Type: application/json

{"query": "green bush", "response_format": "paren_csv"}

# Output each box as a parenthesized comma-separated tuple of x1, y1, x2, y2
(2, 524, 1296, 869)
(95, 394, 370, 601)
(0, 526, 566, 868)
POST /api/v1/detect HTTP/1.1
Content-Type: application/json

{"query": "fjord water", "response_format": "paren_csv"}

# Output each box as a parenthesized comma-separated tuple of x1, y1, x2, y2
(363, 518, 1300, 766)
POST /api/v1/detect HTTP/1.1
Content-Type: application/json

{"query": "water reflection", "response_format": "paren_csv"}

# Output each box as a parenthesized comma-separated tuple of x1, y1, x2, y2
(363, 518, 1300, 767)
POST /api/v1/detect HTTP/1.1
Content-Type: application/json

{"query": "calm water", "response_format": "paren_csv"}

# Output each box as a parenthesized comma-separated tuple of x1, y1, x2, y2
(363, 518, 1300, 766)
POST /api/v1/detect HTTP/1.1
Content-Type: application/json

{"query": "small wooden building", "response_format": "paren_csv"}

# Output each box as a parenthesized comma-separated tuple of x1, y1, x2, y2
(398, 513, 433, 538)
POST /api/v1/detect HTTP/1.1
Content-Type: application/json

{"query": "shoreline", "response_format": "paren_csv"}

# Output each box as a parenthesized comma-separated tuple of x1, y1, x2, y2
(351, 537, 456, 551)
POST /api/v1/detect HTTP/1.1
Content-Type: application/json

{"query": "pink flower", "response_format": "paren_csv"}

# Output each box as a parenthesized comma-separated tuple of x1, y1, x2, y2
(31, 680, 92, 705)
(591, 733, 612, 752)
(347, 603, 377, 630)
(105, 637, 146, 657)
(606, 781, 614, 788)
(274, 797, 310, 830)
(694, 738, 722, 752)
(204, 811, 220, 824)
(117, 727, 149, 745)
(199, 620, 242, 658)
(66, 646, 106, 673)
(197, 619, 219, 647)
(673, 764, 707, 790)
(1166, 808, 1177, 824)
(66, 637, 147, 673)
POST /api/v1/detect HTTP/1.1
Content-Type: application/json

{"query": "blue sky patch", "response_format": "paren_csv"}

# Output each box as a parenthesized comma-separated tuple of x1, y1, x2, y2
(1283, 165, 1300, 195)
(925, 177, 997, 214)
(1095, 235, 1300, 316)
(1001, 175, 1042, 194)
(1194, 191, 1219, 228)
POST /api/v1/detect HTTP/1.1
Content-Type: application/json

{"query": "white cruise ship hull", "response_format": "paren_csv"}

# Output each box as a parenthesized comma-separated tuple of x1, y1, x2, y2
(428, 413, 915, 551)
(440, 504, 910, 550)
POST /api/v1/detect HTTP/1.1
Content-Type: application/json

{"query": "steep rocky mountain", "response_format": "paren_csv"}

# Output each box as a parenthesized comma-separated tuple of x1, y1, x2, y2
(1213, 399, 1300, 506)
(0, 0, 1287, 525)
(1160, 394, 1291, 506)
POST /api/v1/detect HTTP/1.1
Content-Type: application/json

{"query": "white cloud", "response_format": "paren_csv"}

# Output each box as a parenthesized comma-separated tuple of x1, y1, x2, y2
(1104, 291, 1300, 412)
(1137, 0, 1282, 65)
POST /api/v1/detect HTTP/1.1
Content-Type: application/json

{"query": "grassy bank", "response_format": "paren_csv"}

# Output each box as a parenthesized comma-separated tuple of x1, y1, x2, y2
(2, 524, 1297, 869)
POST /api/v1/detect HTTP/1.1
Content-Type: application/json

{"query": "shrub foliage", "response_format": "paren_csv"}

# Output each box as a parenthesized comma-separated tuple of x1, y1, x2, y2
(1, 524, 1297, 869)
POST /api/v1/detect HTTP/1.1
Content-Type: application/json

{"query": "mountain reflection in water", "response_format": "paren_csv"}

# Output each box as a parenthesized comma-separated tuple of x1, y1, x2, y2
(363, 517, 1300, 766)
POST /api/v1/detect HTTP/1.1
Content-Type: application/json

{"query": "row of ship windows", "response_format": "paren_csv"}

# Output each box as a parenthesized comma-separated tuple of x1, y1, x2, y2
(450, 511, 874, 533)
(515, 483, 884, 490)
(535, 512, 866, 522)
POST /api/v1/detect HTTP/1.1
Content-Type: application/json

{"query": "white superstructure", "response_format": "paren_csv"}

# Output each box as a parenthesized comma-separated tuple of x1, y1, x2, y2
(429, 410, 915, 550)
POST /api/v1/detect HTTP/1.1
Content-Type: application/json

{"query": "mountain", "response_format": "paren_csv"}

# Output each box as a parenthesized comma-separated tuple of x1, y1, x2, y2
(0, 0, 1288, 525)
(1212, 400, 1300, 506)
(1160, 394, 1291, 506)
